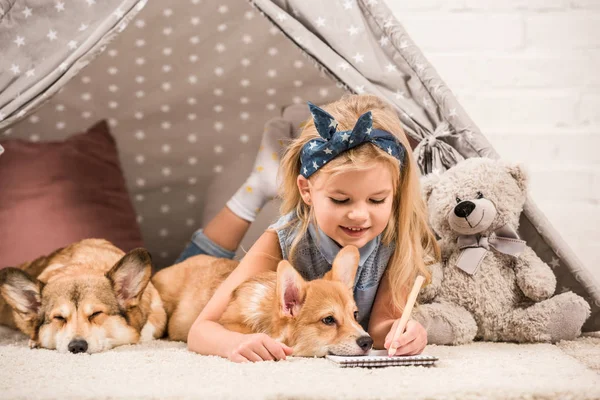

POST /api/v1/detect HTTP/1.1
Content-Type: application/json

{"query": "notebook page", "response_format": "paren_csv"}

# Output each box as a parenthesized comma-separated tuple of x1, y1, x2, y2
(326, 349, 438, 364)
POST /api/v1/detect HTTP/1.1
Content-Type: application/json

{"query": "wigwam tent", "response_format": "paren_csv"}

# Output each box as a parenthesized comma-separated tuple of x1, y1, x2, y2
(0, 0, 598, 331)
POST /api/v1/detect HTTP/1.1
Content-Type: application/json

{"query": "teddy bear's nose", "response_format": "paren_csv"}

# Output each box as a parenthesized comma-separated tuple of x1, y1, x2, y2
(454, 201, 476, 218)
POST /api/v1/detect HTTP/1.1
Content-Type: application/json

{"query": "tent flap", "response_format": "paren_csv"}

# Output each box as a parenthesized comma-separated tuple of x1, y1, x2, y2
(0, 0, 148, 130)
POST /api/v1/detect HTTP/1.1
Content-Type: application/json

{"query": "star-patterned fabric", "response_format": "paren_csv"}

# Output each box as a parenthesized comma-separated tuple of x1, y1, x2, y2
(0, 0, 148, 130)
(0, 0, 597, 330)
(300, 102, 406, 178)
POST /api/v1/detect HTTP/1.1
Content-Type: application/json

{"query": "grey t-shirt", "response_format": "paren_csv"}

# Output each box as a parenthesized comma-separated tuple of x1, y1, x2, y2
(269, 212, 395, 329)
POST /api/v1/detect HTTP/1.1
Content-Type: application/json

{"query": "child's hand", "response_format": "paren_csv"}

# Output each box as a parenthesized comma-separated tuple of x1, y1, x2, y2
(384, 319, 427, 356)
(228, 333, 293, 363)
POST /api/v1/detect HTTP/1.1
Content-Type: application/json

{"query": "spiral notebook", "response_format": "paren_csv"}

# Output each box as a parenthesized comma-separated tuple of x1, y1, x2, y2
(326, 349, 438, 368)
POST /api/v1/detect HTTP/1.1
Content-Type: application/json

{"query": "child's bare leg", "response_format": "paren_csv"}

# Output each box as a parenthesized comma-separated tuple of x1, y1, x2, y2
(225, 118, 292, 222)
(175, 117, 293, 263)
(203, 207, 250, 252)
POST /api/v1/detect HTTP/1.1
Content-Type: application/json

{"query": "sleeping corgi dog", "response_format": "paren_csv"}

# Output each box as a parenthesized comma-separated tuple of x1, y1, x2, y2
(152, 244, 373, 357)
(0, 239, 372, 357)
(0, 239, 167, 353)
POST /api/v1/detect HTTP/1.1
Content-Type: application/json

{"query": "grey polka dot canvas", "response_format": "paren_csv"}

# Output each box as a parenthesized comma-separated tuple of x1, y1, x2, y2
(1, 0, 344, 267)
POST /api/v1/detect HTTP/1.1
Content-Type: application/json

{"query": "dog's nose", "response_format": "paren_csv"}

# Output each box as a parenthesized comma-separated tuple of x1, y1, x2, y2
(68, 339, 88, 354)
(356, 336, 373, 352)
(454, 201, 476, 218)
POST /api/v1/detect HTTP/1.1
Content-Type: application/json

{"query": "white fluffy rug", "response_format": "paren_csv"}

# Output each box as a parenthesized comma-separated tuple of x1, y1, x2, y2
(1, 326, 599, 400)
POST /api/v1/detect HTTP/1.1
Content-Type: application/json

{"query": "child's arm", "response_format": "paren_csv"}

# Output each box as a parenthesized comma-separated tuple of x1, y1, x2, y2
(368, 273, 428, 355)
(187, 230, 292, 361)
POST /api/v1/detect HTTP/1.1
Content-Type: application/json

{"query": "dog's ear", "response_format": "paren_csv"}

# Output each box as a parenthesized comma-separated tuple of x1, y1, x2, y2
(106, 248, 152, 309)
(329, 245, 360, 290)
(276, 260, 306, 318)
(0, 268, 44, 332)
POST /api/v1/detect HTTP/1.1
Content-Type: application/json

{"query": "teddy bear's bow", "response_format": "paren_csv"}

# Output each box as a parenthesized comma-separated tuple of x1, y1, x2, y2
(456, 225, 526, 275)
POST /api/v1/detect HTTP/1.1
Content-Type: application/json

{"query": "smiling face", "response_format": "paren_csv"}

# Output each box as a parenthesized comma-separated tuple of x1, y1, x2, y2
(448, 193, 498, 235)
(297, 161, 395, 249)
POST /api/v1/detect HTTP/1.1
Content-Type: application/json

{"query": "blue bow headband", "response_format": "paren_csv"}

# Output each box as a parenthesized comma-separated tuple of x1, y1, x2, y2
(300, 102, 406, 178)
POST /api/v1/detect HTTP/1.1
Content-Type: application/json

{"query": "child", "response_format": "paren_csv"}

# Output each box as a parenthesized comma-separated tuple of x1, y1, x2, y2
(181, 94, 440, 363)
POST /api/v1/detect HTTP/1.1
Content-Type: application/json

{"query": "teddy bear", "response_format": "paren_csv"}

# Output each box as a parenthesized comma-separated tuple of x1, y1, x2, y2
(414, 157, 590, 345)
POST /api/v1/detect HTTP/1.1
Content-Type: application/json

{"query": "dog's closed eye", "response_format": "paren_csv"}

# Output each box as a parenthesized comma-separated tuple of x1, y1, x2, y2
(89, 311, 103, 321)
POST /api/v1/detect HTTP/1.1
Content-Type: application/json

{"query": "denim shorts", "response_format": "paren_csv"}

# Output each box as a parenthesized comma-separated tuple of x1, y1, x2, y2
(174, 229, 236, 264)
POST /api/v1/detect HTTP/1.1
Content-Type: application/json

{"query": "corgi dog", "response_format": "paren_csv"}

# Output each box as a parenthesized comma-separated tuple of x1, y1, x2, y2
(0, 239, 372, 357)
(152, 244, 373, 357)
(0, 239, 167, 353)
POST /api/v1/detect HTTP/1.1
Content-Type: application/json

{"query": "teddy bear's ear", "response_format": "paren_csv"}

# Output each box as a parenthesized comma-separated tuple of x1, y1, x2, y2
(505, 163, 528, 192)
(420, 172, 441, 203)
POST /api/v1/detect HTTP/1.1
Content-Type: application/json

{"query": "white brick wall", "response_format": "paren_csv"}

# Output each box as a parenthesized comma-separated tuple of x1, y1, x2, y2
(387, 1, 600, 280)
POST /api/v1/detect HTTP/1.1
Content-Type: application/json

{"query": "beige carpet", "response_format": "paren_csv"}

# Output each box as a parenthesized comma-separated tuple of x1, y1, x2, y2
(1, 326, 599, 400)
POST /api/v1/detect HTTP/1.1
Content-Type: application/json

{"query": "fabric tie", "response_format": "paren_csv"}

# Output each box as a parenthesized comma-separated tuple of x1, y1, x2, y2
(456, 224, 526, 275)
(413, 122, 465, 175)
(300, 102, 406, 178)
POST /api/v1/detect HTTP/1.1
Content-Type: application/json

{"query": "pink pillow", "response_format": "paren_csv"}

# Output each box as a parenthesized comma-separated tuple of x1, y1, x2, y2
(0, 121, 143, 268)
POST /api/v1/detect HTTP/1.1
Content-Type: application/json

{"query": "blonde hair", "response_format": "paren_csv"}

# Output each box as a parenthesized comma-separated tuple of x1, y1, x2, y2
(279, 94, 440, 312)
